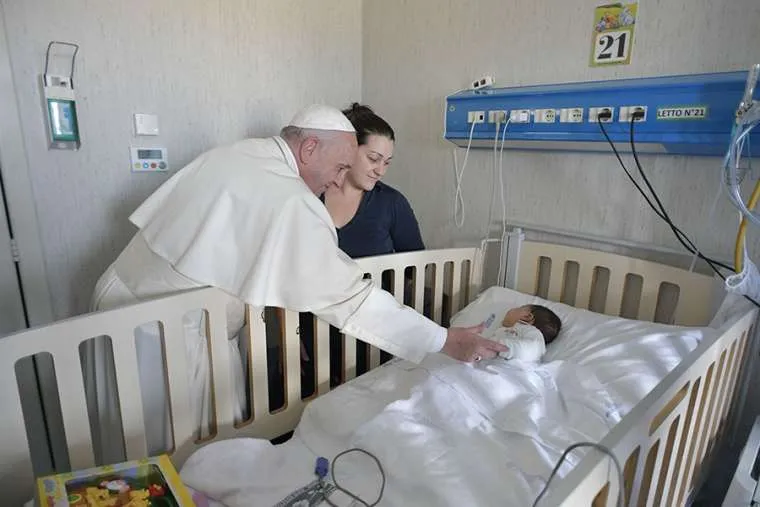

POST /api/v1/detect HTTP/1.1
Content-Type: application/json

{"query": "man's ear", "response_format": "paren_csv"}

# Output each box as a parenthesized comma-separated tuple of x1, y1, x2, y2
(298, 136, 319, 164)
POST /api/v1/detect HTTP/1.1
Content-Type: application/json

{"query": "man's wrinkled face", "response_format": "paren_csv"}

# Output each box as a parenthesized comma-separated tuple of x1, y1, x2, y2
(299, 131, 358, 195)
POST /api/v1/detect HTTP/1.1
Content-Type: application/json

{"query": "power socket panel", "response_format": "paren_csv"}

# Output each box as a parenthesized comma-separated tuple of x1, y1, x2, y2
(588, 107, 614, 123)
(488, 110, 508, 123)
(467, 110, 486, 124)
(534, 109, 557, 123)
(560, 108, 584, 123)
(619, 106, 648, 123)
(509, 109, 531, 123)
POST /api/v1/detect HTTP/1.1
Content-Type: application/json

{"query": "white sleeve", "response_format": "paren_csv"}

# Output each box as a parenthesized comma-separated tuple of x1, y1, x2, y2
(494, 326, 545, 362)
(292, 197, 446, 363)
(324, 287, 447, 363)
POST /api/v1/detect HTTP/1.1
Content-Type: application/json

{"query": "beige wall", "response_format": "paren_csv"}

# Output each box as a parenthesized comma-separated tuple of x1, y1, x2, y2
(362, 0, 760, 264)
(5, 0, 760, 319)
(2, 0, 362, 318)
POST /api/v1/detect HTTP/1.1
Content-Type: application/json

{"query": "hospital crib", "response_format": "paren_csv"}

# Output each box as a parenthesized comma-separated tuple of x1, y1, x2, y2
(0, 226, 756, 506)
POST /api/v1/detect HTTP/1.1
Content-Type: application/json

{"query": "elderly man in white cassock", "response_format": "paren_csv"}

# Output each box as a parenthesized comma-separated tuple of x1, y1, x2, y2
(84, 104, 506, 463)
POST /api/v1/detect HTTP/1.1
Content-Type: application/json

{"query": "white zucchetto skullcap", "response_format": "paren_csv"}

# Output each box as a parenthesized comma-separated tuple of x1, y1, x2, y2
(288, 104, 356, 133)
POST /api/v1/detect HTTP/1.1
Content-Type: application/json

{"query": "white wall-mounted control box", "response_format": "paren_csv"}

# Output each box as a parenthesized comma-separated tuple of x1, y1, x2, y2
(130, 146, 168, 172)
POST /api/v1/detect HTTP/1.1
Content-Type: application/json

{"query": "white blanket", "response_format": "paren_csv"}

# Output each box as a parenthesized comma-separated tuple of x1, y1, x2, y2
(180, 287, 711, 506)
(324, 359, 620, 506)
(181, 331, 703, 506)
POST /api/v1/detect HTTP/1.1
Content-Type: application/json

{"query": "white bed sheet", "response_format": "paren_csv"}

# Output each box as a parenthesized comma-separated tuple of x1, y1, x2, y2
(180, 287, 713, 507)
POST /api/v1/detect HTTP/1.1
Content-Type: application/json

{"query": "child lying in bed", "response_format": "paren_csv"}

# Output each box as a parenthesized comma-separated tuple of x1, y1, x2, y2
(482, 305, 562, 362)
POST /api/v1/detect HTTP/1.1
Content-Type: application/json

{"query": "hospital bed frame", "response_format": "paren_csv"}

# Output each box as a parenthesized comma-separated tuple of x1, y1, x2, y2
(1, 229, 756, 506)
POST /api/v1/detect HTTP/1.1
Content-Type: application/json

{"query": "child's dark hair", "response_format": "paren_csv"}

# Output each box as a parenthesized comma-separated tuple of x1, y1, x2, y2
(342, 103, 395, 146)
(529, 305, 562, 344)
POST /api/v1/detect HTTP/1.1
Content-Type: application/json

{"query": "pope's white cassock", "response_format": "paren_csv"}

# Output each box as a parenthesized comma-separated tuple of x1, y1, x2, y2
(84, 108, 446, 463)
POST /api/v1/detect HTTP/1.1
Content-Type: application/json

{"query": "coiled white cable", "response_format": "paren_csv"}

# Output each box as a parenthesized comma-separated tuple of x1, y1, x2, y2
(723, 120, 760, 227)
(722, 65, 760, 227)
(452, 121, 477, 228)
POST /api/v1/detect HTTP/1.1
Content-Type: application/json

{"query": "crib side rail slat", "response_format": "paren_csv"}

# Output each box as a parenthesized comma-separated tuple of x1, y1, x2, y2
(163, 318, 196, 452)
(315, 319, 332, 396)
(0, 357, 36, 507)
(52, 346, 95, 470)
(663, 376, 708, 507)
(546, 256, 566, 302)
(282, 310, 302, 413)
(110, 330, 148, 461)
(450, 260, 464, 316)
(248, 307, 270, 419)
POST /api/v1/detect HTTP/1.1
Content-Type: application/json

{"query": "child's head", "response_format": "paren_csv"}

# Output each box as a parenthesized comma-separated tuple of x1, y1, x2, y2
(503, 304, 562, 344)
(528, 305, 562, 344)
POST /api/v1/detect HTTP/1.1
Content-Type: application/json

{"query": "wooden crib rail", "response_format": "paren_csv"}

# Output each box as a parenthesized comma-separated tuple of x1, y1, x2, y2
(516, 241, 717, 327)
(1, 247, 480, 506)
(541, 308, 756, 507)
(0, 286, 228, 506)
(346, 247, 480, 376)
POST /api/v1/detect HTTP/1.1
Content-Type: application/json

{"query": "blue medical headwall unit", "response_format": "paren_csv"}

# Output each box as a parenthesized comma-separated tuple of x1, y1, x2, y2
(444, 71, 759, 157)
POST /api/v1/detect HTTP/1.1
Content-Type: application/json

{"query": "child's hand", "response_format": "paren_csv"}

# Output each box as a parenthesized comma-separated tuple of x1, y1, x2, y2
(502, 307, 533, 328)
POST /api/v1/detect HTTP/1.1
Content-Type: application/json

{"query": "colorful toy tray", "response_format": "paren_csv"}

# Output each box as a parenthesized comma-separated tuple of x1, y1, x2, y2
(36, 454, 195, 506)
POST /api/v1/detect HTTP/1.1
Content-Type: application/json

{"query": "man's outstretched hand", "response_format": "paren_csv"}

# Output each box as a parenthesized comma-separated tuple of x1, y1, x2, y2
(441, 324, 508, 362)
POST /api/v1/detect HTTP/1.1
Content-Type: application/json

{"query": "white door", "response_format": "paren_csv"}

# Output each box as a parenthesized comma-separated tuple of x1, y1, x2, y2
(0, 166, 26, 336)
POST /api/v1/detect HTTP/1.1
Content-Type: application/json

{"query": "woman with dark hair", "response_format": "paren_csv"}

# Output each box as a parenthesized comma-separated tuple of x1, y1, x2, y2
(321, 103, 424, 258)
(299, 104, 426, 395)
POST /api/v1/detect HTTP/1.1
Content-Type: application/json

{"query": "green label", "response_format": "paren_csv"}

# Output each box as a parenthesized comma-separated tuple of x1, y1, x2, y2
(47, 98, 80, 142)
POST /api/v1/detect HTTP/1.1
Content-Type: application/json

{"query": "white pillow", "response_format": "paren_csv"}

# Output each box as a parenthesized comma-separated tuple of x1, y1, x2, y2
(450, 286, 711, 363)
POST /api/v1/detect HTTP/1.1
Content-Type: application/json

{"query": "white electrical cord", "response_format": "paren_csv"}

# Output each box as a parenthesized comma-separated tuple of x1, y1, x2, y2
(486, 121, 501, 243)
(483, 118, 511, 286)
(452, 121, 477, 228)
(496, 119, 511, 286)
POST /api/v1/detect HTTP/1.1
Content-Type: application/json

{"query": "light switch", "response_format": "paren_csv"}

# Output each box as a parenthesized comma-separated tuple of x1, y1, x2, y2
(134, 113, 159, 136)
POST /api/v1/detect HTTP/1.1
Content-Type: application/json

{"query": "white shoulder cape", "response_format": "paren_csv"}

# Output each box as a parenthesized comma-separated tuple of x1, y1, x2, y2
(129, 137, 445, 362)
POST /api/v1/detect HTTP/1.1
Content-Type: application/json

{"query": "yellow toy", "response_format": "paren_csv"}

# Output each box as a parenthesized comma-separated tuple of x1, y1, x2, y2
(84, 486, 117, 507)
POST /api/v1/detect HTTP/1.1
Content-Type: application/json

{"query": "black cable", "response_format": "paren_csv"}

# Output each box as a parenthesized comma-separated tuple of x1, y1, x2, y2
(628, 117, 734, 271)
(625, 117, 760, 308)
(597, 115, 760, 308)
(597, 117, 734, 273)
(321, 448, 386, 507)
(532, 441, 624, 507)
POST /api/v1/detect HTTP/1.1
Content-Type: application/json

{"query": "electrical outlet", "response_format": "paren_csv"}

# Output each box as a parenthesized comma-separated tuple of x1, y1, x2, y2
(588, 107, 614, 123)
(471, 75, 495, 90)
(560, 108, 584, 123)
(467, 110, 486, 124)
(534, 109, 557, 123)
(509, 109, 531, 123)
(619, 106, 648, 123)
(488, 110, 508, 123)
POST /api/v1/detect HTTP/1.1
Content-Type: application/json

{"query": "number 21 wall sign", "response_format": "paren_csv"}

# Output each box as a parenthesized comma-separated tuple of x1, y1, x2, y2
(590, 2, 638, 67)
